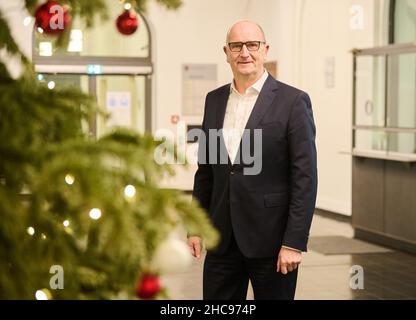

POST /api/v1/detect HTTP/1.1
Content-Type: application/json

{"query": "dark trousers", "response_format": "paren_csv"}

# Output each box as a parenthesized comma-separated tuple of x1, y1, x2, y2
(203, 231, 298, 300)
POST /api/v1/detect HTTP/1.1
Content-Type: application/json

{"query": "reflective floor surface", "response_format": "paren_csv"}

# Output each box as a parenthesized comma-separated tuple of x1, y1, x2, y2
(162, 213, 416, 300)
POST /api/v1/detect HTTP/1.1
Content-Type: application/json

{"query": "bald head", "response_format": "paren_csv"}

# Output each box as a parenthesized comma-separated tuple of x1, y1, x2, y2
(226, 20, 266, 44)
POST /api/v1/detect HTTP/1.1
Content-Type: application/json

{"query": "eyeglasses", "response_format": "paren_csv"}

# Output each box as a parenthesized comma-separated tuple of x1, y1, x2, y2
(227, 41, 266, 52)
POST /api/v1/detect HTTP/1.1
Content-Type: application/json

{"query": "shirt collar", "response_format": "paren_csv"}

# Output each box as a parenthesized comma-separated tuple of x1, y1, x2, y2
(230, 70, 269, 95)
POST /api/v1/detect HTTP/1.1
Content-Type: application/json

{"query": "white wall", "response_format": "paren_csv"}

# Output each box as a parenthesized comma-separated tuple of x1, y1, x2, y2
(273, 0, 390, 215)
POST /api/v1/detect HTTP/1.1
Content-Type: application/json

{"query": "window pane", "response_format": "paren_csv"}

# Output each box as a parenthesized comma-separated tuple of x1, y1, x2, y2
(354, 129, 388, 151)
(355, 56, 386, 126)
(354, 129, 416, 155)
(388, 132, 416, 154)
(96, 75, 146, 137)
(394, 0, 416, 43)
(34, 1, 149, 58)
(387, 53, 416, 128)
(37, 73, 89, 91)
(36, 74, 91, 133)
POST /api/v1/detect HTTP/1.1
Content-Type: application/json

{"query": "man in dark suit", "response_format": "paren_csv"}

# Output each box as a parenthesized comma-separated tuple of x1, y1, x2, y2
(188, 20, 317, 300)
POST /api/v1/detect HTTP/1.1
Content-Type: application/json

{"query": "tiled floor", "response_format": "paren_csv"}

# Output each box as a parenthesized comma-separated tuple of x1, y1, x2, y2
(162, 213, 416, 300)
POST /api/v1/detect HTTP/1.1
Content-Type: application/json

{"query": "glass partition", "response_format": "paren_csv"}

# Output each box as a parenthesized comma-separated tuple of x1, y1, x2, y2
(96, 75, 146, 137)
(393, 0, 416, 44)
(353, 43, 416, 161)
(387, 53, 416, 129)
(355, 56, 386, 127)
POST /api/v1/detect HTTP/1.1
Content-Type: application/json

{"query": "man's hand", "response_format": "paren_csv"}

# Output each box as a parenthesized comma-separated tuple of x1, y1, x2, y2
(277, 246, 302, 274)
(187, 236, 202, 259)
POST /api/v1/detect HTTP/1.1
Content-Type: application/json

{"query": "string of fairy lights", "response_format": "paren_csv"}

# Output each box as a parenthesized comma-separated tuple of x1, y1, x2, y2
(28, 173, 138, 300)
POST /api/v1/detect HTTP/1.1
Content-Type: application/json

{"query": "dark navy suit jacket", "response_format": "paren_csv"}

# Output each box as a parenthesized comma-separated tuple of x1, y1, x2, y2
(192, 74, 317, 258)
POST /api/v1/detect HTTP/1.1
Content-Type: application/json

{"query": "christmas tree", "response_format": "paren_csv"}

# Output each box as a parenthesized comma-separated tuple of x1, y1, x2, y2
(0, 0, 218, 299)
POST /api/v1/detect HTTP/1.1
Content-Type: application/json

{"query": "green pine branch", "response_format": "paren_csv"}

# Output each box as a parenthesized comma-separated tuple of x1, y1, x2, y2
(0, 0, 218, 300)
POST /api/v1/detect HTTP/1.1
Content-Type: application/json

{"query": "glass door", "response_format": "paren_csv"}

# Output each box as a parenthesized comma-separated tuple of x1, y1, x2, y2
(95, 75, 146, 137)
(37, 73, 147, 137)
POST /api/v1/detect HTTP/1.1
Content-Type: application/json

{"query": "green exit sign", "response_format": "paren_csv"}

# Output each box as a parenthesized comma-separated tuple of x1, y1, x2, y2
(87, 65, 102, 74)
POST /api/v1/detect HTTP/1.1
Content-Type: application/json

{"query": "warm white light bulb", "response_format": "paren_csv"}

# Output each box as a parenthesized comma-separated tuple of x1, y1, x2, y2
(27, 227, 35, 236)
(39, 42, 52, 56)
(41, 233, 46, 240)
(23, 16, 32, 26)
(35, 290, 48, 300)
(47, 81, 55, 90)
(63, 220, 70, 227)
(37, 27, 44, 34)
(124, 185, 136, 198)
(89, 208, 102, 220)
(65, 174, 75, 185)
(124, 3, 132, 10)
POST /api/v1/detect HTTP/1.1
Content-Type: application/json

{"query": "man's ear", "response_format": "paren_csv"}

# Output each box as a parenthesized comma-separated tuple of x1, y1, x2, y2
(264, 44, 270, 57)
(223, 46, 230, 63)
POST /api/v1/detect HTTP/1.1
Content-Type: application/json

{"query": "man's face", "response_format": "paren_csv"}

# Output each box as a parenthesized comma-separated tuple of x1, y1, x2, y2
(224, 22, 269, 79)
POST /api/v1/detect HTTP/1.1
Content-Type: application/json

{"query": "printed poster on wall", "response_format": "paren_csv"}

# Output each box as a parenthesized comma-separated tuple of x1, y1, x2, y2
(106, 91, 131, 127)
(182, 64, 217, 116)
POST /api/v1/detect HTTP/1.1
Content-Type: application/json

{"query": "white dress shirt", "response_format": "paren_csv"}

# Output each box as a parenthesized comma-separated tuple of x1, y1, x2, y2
(222, 70, 269, 164)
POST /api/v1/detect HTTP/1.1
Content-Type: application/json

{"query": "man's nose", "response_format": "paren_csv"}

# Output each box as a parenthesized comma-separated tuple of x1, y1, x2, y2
(240, 44, 250, 57)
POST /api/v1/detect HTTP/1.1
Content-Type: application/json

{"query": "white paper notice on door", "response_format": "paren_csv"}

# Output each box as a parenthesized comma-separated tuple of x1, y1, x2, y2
(106, 91, 131, 127)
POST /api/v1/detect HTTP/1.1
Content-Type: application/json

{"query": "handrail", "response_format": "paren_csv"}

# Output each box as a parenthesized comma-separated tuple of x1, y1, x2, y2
(352, 42, 416, 56)
(353, 126, 416, 133)
(352, 149, 416, 162)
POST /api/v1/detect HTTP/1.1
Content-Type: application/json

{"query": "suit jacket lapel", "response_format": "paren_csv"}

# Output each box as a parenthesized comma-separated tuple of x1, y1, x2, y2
(216, 84, 230, 129)
(244, 75, 279, 131)
(214, 84, 232, 166)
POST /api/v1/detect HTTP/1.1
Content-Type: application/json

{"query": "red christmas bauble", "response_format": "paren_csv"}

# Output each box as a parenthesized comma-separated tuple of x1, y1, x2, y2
(136, 273, 160, 299)
(35, 1, 71, 35)
(116, 10, 139, 35)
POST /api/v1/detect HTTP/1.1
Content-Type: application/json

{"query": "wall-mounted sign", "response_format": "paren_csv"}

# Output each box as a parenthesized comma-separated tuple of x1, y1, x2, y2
(87, 64, 102, 74)
(182, 64, 217, 116)
(324, 57, 335, 88)
(350, 5, 364, 30)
